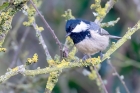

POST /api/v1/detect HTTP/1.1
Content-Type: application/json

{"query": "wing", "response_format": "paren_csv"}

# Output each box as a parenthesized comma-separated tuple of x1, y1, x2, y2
(89, 22, 109, 35)
(89, 22, 121, 39)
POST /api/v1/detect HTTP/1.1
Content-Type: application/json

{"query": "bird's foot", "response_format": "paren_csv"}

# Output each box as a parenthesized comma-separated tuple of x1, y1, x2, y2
(82, 55, 90, 61)
(100, 51, 103, 60)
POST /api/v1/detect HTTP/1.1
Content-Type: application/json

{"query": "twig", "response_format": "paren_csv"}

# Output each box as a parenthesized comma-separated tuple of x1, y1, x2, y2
(32, 22, 51, 59)
(29, 0, 62, 53)
(107, 60, 130, 93)
(93, 66, 108, 93)
(88, 55, 108, 93)
(10, 28, 30, 68)
(101, 18, 120, 28)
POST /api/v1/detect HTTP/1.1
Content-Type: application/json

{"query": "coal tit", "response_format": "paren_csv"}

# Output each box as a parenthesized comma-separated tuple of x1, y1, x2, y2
(65, 19, 121, 57)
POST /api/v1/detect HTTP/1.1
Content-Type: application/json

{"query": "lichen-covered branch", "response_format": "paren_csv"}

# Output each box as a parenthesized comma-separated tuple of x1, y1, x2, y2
(0, 57, 100, 83)
(101, 18, 120, 27)
(0, 0, 28, 46)
(91, 0, 118, 24)
(0, 65, 25, 83)
(62, 9, 75, 21)
(102, 20, 140, 61)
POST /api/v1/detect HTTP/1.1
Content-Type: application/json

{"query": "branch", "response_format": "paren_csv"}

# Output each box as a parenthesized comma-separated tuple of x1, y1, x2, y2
(92, 0, 118, 24)
(0, 59, 98, 83)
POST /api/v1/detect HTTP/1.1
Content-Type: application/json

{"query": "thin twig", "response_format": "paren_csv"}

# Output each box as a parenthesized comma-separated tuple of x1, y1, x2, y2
(88, 55, 108, 93)
(107, 60, 130, 93)
(10, 28, 30, 68)
(29, 0, 62, 53)
(93, 66, 108, 93)
(32, 22, 51, 59)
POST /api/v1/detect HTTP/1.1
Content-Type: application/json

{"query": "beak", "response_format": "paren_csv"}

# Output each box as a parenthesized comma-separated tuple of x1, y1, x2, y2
(65, 33, 71, 37)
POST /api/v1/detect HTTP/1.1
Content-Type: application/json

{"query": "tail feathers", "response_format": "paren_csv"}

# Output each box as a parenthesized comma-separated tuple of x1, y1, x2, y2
(109, 35, 121, 40)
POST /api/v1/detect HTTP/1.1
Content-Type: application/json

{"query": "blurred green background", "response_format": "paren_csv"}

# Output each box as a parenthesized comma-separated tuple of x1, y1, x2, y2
(0, 0, 140, 93)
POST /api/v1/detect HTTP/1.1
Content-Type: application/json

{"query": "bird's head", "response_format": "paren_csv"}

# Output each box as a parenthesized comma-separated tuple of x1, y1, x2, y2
(65, 19, 90, 37)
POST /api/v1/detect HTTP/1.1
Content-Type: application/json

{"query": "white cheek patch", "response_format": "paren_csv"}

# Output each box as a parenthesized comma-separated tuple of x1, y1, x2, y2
(72, 21, 89, 33)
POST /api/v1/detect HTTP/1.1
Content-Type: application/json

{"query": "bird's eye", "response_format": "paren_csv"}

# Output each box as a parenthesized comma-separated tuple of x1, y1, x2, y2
(71, 27, 74, 30)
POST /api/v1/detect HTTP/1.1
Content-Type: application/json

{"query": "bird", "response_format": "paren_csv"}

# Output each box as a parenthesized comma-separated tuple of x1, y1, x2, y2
(65, 19, 121, 58)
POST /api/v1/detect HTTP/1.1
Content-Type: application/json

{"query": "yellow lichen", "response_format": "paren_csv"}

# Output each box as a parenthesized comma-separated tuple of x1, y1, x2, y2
(22, 4, 36, 26)
(86, 56, 101, 65)
(46, 71, 60, 91)
(0, 48, 6, 52)
(32, 53, 38, 63)
(22, 3, 44, 33)
(38, 27, 44, 31)
(48, 59, 56, 66)
(26, 53, 38, 65)
(27, 58, 32, 63)
(88, 70, 97, 80)
(57, 59, 70, 68)
(68, 47, 77, 60)
(66, 36, 74, 47)
(12, 67, 18, 71)
(62, 9, 75, 20)
(90, 0, 110, 20)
